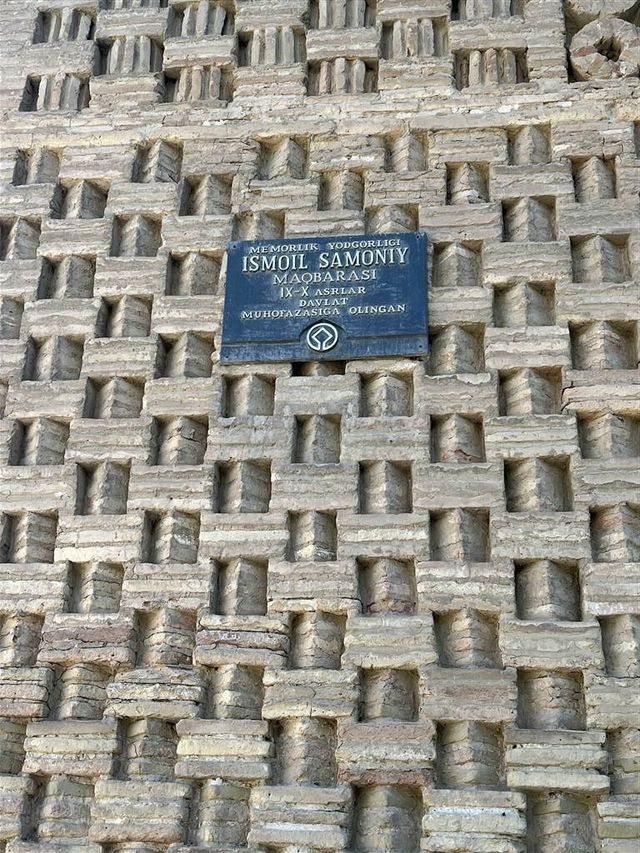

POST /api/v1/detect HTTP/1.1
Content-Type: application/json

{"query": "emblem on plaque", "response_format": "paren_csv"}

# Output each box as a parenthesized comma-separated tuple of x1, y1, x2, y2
(305, 322, 340, 353)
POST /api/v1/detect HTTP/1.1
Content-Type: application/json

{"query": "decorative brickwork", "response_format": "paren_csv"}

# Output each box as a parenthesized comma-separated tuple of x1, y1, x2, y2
(0, 0, 638, 851)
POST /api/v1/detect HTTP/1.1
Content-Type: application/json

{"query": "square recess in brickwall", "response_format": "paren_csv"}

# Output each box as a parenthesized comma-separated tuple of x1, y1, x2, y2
(221, 233, 429, 362)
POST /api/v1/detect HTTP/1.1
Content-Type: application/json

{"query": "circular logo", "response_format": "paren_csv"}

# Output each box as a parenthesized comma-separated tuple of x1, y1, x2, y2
(305, 322, 339, 353)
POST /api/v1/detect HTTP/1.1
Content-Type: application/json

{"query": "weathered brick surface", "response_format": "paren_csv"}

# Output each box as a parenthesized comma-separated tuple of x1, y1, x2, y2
(0, 0, 638, 850)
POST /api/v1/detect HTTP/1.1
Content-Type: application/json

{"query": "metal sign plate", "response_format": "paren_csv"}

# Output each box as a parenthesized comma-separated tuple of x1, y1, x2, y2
(220, 232, 429, 363)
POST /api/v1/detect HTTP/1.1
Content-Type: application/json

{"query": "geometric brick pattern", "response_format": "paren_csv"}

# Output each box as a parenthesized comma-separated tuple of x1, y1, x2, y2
(0, 0, 638, 851)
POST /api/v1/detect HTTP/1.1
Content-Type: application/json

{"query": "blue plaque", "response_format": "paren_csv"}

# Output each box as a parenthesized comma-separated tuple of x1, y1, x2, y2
(220, 232, 429, 363)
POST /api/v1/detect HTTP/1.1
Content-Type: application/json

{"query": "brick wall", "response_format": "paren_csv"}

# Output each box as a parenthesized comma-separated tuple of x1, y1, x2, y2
(0, 1, 638, 850)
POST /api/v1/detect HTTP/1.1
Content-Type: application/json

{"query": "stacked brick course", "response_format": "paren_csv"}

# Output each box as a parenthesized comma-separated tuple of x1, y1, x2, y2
(0, 0, 638, 850)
